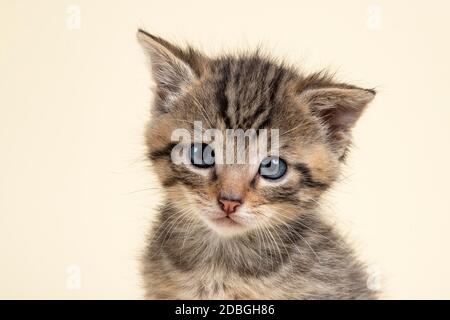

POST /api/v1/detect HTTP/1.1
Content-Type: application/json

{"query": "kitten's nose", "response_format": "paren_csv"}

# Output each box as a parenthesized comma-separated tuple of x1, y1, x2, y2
(218, 196, 242, 214)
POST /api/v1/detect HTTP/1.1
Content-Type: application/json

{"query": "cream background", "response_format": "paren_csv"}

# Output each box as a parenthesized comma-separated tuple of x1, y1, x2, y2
(1, 0, 449, 299)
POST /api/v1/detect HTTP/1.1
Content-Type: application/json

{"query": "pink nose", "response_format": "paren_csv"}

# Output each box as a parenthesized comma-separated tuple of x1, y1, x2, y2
(218, 198, 242, 214)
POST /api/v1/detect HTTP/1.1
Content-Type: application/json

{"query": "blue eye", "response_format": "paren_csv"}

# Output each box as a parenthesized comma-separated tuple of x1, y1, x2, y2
(190, 143, 215, 168)
(259, 156, 287, 180)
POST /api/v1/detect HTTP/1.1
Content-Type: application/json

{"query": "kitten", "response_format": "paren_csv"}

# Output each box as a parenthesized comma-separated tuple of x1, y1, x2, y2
(137, 29, 377, 299)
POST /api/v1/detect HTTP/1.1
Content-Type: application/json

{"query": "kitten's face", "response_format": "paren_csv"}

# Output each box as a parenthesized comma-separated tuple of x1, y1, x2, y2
(139, 30, 375, 237)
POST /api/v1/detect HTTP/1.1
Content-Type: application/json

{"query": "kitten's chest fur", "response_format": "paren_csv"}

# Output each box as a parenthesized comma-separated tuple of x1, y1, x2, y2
(151, 263, 280, 299)
(141, 205, 376, 300)
(143, 244, 297, 299)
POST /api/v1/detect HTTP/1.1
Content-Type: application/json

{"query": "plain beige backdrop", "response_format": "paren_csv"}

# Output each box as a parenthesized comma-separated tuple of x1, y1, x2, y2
(1, 0, 450, 299)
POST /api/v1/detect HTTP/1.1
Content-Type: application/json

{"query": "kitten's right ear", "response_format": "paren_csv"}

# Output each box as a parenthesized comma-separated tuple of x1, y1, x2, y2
(137, 29, 206, 111)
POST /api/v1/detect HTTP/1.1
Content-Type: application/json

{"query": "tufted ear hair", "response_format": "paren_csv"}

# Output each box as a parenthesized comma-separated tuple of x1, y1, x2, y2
(298, 86, 376, 159)
(137, 29, 207, 114)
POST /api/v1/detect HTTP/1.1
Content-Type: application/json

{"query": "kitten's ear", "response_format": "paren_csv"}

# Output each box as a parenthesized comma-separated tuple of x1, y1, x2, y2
(299, 86, 376, 159)
(137, 29, 206, 111)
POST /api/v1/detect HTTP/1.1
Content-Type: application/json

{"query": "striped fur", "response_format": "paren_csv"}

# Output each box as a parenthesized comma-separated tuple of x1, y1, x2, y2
(138, 30, 377, 299)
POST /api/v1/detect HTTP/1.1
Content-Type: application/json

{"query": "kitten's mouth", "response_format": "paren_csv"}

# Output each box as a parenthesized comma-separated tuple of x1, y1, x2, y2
(212, 215, 240, 225)
(208, 213, 246, 229)
(202, 207, 251, 233)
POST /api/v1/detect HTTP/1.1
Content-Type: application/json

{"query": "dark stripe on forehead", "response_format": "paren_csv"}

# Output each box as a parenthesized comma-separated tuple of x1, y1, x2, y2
(269, 67, 286, 103)
(252, 103, 275, 130)
(246, 55, 261, 74)
(294, 163, 329, 189)
(212, 55, 297, 130)
(253, 67, 287, 129)
(215, 59, 232, 128)
(240, 62, 274, 128)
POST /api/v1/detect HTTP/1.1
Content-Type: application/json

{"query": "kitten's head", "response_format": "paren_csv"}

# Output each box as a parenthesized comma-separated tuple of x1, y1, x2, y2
(138, 30, 375, 237)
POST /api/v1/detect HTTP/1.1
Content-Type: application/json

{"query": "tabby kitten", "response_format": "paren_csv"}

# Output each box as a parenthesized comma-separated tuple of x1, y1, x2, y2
(137, 29, 377, 299)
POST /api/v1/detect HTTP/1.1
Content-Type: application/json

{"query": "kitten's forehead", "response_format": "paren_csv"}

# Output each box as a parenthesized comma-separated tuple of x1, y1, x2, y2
(206, 56, 300, 131)
(164, 55, 320, 154)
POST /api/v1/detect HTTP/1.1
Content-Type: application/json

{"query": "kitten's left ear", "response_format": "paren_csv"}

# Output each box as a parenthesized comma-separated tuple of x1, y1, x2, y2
(298, 86, 376, 159)
(137, 29, 207, 113)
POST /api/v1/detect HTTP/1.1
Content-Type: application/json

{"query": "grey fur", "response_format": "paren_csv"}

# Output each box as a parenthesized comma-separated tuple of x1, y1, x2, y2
(138, 30, 377, 299)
